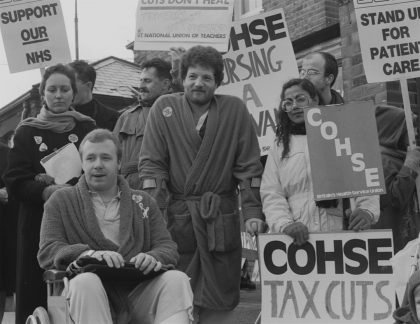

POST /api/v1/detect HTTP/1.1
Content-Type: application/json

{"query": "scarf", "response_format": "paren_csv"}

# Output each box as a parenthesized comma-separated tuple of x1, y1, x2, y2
(290, 121, 306, 135)
(290, 122, 339, 209)
(18, 105, 95, 133)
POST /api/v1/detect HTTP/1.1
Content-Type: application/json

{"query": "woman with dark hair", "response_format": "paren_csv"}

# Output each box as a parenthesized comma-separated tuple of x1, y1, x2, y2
(3, 63, 96, 324)
(261, 78, 379, 245)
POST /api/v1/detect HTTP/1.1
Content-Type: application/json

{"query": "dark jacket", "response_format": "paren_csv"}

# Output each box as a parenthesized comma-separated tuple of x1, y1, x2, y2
(3, 120, 95, 324)
(74, 98, 119, 131)
(319, 88, 345, 105)
(372, 105, 419, 253)
(0, 143, 18, 295)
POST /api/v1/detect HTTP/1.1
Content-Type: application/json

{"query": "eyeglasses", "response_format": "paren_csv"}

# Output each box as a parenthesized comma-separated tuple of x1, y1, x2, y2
(281, 94, 310, 112)
(299, 68, 321, 77)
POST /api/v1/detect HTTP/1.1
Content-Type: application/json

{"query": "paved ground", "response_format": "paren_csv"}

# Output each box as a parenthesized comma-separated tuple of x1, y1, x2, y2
(1, 284, 261, 324)
(234, 284, 261, 324)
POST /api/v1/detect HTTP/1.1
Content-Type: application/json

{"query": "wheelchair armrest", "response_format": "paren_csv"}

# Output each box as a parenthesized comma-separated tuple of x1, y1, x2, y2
(43, 269, 67, 283)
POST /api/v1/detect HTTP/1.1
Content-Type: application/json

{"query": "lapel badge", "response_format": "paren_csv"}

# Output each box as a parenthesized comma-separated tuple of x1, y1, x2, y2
(34, 136, 42, 144)
(68, 134, 78, 143)
(162, 107, 173, 118)
(39, 143, 48, 152)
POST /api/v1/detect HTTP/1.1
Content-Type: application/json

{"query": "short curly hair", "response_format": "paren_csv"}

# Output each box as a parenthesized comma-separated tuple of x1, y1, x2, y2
(180, 46, 224, 86)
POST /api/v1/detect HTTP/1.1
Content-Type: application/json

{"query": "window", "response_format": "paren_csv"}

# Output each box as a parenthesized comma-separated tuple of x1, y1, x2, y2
(233, 0, 263, 20)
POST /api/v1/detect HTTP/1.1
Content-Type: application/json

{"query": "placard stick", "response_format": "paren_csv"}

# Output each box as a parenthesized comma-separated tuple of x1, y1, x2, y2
(40, 68, 45, 77)
(400, 79, 420, 208)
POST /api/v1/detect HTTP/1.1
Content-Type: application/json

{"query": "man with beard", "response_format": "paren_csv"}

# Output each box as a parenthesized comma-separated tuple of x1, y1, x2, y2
(299, 51, 344, 105)
(138, 45, 264, 323)
(113, 58, 172, 189)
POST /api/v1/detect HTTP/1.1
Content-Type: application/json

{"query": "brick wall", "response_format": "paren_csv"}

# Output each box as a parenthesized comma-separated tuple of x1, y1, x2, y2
(263, 0, 339, 41)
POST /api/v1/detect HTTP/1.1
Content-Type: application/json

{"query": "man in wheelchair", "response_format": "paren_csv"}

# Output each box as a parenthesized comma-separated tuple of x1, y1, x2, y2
(37, 129, 193, 324)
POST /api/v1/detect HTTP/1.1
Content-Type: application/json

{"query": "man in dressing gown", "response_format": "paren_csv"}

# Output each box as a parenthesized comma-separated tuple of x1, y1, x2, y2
(138, 45, 265, 324)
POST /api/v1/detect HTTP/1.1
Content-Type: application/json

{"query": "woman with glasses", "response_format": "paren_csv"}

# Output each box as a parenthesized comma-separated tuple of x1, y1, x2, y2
(261, 78, 378, 245)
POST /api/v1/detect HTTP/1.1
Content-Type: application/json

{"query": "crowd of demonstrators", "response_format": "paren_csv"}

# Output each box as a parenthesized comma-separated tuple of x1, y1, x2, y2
(138, 45, 265, 324)
(69, 60, 119, 131)
(113, 58, 172, 190)
(373, 105, 420, 253)
(1, 43, 420, 324)
(260, 78, 379, 245)
(2, 64, 96, 324)
(300, 51, 344, 105)
(38, 129, 193, 324)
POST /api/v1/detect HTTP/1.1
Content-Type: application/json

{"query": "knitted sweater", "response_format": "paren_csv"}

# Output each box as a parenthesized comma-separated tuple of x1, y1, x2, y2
(38, 175, 178, 270)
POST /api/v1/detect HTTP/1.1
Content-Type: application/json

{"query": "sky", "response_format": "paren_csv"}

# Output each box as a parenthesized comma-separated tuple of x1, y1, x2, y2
(0, 0, 139, 108)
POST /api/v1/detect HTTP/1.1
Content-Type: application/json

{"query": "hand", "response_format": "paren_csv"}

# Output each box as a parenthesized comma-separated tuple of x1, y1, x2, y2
(169, 47, 186, 65)
(346, 208, 373, 231)
(404, 146, 420, 173)
(35, 173, 55, 185)
(245, 218, 266, 236)
(90, 250, 125, 268)
(0, 187, 8, 204)
(41, 184, 70, 201)
(130, 253, 162, 274)
(283, 222, 309, 246)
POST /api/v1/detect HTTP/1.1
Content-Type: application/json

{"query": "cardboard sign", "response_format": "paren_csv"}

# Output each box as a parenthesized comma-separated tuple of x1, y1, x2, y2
(134, 0, 233, 52)
(0, 0, 71, 73)
(217, 8, 299, 155)
(304, 101, 385, 200)
(258, 231, 395, 323)
(353, 0, 420, 83)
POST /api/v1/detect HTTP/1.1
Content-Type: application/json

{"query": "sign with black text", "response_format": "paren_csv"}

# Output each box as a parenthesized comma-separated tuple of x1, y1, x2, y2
(354, 0, 420, 82)
(258, 231, 395, 323)
(0, 0, 71, 73)
(134, 0, 233, 52)
(217, 8, 299, 155)
(304, 101, 385, 200)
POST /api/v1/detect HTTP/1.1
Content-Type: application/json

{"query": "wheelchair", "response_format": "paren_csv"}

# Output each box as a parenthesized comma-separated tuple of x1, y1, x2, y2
(25, 269, 68, 324)
(25, 257, 168, 324)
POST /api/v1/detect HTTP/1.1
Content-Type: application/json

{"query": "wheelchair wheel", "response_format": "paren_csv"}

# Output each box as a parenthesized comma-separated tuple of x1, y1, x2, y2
(34, 307, 50, 324)
(27, 306, 50, 324)
(25, 315, 37, 324)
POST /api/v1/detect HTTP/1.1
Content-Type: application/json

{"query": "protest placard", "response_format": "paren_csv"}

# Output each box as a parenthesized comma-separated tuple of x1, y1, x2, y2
(0, 0, 71, 73)
(353, 0, 420, 83)
(217, 8, 299, 155)
(134, 0, 233, 52)
(304, 101, 385, 200)
(258, 231, 395, 323)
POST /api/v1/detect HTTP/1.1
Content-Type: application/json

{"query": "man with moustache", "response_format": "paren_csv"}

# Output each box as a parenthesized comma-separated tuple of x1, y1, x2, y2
(113, 58, 172, 189)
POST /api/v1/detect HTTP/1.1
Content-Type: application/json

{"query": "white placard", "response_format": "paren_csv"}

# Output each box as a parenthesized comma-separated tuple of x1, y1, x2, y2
(0, 0, 71, 73)
(353, 0, 420, 82)
(134, 0, 233, 52)
(258, 231, 395, 323)
(41, 143, 82, 185)
(217, 8, 299, 155)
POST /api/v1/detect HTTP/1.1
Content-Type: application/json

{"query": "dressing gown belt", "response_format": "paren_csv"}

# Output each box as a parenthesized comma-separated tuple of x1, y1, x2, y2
(172, 192, 234, 252)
